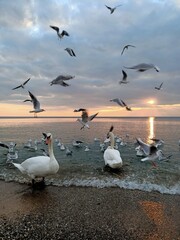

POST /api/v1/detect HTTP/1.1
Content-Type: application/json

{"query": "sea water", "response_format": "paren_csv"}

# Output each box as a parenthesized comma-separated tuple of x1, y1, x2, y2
(0, 117, 179, 195)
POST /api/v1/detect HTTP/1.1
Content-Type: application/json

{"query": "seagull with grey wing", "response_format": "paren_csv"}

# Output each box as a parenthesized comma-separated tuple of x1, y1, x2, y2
(136, 138, 164, 166)
(74, 108, 98, 130)
(50, 25, 69, 39)
(121, 45, 136, 55)
(12, 78, 30, 90)
(119, 70, 129, 84)
(105, 4, 122, 14)
(124, 63, 160, 72)
(65, 48, 76, 57)
(110, 98, 132, 111)
(24, 91, 45, 117)
(50, 74, 75, 87)
(155, 82, 163, 90)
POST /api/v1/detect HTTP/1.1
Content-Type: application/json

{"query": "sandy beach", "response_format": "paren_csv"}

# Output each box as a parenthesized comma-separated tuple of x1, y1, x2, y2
(0, 180, 179, 240)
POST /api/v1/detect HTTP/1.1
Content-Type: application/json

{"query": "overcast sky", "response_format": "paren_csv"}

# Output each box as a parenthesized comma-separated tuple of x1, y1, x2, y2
(0, 0, 180, 117)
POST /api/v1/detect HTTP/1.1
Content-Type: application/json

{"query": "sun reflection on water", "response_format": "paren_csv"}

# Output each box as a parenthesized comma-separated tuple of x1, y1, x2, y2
(148, 117, 155, 143)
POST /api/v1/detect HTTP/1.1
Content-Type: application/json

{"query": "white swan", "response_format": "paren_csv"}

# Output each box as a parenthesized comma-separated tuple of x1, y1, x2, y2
(103, 126, 123, 169)
(12, 133, 59, 187)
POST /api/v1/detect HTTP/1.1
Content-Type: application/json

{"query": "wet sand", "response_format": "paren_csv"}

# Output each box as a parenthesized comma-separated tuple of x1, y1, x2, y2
(0, 180, 179, 240)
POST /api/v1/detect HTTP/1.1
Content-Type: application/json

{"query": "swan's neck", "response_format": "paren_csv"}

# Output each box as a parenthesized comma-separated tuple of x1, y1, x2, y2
(48, 140, 55, 159)
(109, 132, 115, 148)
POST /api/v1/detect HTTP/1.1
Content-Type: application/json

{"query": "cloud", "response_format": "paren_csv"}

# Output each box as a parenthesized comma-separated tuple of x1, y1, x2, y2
(0, 0, 180, 116)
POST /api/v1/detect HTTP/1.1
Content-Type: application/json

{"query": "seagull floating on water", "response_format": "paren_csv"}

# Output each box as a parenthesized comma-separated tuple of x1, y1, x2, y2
(25, 91, 45, 117)
(155, 82, 163, 90)
(74, 108, 98, 130)
(65, 48, 76, 57)
(121, 45, 136, 55)
(124, 63, 160, 72)
(12, 78, 30, 90)
(110, 98, 132, 111)
(119, 70, 129, 84)
(50, 74, 75, 87)
(105, 4, 122, 14)
(50, 25, 69, 39)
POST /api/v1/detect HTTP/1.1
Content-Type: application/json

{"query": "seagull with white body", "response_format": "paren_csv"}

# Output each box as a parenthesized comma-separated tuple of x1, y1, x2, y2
(65, 48, 76, 57)
(50, 74, 75, 87)
(12, 78, 30, 90)
(124, 63, 160, 72)
(50, 25, 69, 39)
(105, 4, 122, 14)
(155, 82, 163, 90)
(110, 98, 132, 111)
(25, 91, 45, 117)
(119, 70, 129, 84)
(74, 108, 98, 130)
(136, 138, 163, 166)
(121, 45, 136, 55)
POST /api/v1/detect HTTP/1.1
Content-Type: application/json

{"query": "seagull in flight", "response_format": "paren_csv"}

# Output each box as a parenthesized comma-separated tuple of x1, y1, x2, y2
(50, 25, 69, 39)
(110, 98, 132, 111)
(119, 70, 129, 84)
(105, 4, 122, 14)
(155, 82, 163, 90)
(136, 138, 163, 166)
(65, 48, 76, 57)
(74, 108, 99, 130)
(50, 74, 75, 87)
(121, 45, 136, 55)
(25, 91, 45, 117)
(12, 78, 30, 90)
(124, 63, 160, 72)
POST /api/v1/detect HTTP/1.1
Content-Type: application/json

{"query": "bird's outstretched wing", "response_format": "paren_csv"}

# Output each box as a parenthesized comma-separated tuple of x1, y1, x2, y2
(0, 143, 9, 149)
(88, 112, 99, 121)
(28, 91, 40, 109)
(50, 25, 59, 32)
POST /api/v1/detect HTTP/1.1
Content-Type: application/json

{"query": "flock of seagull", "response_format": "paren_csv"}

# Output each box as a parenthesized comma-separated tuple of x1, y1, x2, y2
(5, 3, 170, 188)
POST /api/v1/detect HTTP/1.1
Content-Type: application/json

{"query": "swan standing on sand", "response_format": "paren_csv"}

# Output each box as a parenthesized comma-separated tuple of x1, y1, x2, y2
(103, 126, 123, 169)
(12, 133, 59, 188)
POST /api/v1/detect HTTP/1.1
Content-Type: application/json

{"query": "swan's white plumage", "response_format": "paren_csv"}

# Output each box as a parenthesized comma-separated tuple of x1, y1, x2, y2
(103, 128, 123, 169)
(12, 133, 59, 180)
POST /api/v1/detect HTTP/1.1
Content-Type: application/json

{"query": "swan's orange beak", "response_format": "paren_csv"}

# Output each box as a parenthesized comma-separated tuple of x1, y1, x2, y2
(45, 137, 50, 145)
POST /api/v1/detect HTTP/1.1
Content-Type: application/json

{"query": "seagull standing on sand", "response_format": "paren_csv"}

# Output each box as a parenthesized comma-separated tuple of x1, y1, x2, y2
(50, 25, 69, 39)
(50, 74, 75, 87)
(74, 108, 99, 130)
(155, 82, 163, 90)
(124, 63, 160, 72)
(12, 78, 30, 90)
(65, 48, 76, 57)
(121, 45, 136, 55)
(110, 98, 132, 111)
(105, 4, 122, 14)
(25, 91, 45, 117)
(119, 70, 129, 84)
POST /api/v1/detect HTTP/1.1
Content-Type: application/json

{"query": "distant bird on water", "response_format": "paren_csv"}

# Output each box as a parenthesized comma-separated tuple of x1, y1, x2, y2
(124, 63, 160, 72)
(105, 4, 122, 14)
(110, 98, 132, 111)
(50, 25, 69, 39)
(24, 91, 45, 117)
(121, 45, 136, 55)
(74, 108, 98, 130)
(12, 78, 30, 90)
(65, 48, 76, 57)
(155, 82, 163, 90)
(50, 74, 75, 87)
(119, 70, 129, 84)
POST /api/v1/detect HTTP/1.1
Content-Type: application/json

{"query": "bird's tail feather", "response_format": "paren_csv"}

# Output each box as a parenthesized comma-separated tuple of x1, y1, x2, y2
(12, 163, 26, 174)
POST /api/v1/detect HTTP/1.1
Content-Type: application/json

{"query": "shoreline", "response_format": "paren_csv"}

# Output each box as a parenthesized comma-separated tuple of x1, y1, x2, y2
(0, 180, 180, 239)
